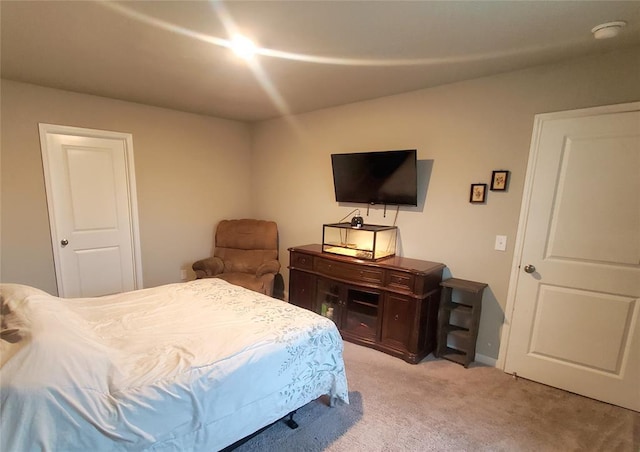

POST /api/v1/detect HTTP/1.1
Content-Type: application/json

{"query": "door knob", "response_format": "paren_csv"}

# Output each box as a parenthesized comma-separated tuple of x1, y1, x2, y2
(61, 239, 69, 246)
(524, 264, 536, 273)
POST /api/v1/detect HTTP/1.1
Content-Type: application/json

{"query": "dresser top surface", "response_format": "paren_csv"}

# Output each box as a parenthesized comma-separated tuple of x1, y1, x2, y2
(289, 244, 445, 275)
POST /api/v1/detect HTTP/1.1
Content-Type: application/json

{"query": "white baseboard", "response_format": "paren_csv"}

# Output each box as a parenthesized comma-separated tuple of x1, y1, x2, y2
(475, 353, 498, 367)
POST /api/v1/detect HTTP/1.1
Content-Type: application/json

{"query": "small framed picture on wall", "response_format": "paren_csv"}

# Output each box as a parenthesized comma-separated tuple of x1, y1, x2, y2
(490, 170, 509, 191)
(470, 183, 487, 203)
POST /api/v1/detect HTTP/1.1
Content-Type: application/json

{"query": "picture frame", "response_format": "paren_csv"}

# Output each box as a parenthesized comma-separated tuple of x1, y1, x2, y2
(490, 170, 509, 191)
(470, 183, 487, 203)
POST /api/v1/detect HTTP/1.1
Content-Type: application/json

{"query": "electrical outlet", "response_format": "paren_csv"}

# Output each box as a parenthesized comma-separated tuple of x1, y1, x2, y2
(495, 235, 507, 251)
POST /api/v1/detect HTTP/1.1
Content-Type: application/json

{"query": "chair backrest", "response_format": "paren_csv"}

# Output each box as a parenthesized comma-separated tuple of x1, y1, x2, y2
(214, 219, 278, 273)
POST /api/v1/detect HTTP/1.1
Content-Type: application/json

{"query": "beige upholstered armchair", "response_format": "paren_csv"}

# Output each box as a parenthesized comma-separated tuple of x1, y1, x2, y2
(192, 219, 282, 297)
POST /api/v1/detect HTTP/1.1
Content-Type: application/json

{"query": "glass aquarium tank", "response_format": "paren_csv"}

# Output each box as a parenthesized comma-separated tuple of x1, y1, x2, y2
(322, 223, 397, 260)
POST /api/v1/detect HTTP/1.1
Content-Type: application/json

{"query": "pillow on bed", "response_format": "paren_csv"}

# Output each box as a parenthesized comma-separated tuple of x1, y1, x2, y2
(1, 284, 51, 343)
(0, 283, 51, 304)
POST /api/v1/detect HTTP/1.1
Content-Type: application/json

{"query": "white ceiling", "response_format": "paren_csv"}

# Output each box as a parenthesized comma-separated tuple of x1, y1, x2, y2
(2, 1, 639, 122)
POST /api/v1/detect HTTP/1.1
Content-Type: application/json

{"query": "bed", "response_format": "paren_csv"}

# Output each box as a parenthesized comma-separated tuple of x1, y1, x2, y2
(0, 279, 349, 451)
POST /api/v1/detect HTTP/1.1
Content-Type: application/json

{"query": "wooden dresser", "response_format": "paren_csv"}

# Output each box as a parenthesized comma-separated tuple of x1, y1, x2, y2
(288, 244, 445, 364)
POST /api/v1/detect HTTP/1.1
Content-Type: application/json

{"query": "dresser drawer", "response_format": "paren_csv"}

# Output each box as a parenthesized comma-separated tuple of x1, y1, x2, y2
(387, 271, 415, 292)
(315, 258, 383, 285)
(290, 252, 313, 270)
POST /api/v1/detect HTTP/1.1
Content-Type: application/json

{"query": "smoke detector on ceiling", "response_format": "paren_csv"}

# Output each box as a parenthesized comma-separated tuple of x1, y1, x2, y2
(591, 21, 627, 39)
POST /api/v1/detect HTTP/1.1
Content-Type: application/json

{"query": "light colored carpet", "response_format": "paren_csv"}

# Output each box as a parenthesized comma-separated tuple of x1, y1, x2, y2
(236, 341, 639, 451)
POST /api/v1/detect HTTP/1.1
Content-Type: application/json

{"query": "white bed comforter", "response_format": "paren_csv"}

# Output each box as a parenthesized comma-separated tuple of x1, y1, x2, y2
(0, 279, 348, 451)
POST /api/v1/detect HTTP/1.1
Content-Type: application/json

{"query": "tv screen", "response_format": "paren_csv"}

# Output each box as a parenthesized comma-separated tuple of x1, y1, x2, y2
(331, 149, 418, 206)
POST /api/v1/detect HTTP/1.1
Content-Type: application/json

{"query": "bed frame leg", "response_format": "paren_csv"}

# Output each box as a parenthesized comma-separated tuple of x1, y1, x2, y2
(284, 410, 298, 429)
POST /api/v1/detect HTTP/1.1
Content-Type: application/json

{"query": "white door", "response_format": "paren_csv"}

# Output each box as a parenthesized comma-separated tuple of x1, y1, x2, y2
(39, 124, 143, 298)
(503, 103, 640, 412)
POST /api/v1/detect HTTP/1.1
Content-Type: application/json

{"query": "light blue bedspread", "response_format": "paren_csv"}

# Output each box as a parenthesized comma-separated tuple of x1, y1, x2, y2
(0, 279, 348, 451)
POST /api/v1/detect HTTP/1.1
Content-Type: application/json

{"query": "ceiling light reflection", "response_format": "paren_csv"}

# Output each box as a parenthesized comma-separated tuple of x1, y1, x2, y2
(101, 1, 585, 69)
(231, 35, 257, 59)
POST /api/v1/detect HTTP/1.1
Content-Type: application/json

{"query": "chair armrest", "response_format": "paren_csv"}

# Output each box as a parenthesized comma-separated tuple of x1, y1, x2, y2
(192, 257, 224, 279)
(256, 260, 281, 277)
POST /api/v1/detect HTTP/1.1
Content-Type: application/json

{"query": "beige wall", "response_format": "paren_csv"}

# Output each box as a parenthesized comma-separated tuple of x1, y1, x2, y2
(250, 46, 640, 360)
(3, 47, 639, 360)
(1, 80, 252, 294)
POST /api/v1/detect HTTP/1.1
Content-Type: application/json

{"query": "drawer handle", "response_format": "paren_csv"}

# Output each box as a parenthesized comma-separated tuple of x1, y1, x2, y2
(394, 314, 399, 321)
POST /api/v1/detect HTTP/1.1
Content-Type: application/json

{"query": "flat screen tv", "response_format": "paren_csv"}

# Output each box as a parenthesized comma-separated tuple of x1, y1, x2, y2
(331, 149, 418, 206)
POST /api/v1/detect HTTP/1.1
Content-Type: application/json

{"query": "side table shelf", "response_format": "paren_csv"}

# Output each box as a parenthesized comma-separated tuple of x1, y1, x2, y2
(436, 278, 487, 367)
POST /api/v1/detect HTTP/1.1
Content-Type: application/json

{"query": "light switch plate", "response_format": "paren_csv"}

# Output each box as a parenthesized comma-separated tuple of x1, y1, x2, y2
(495, 235, 507, 251)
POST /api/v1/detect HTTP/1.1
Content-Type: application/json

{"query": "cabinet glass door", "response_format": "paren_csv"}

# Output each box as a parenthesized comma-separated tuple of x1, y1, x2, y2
(343, 288, 379, 340)
(316, 278, 343, 327)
